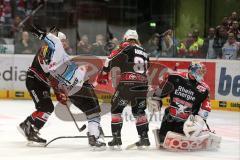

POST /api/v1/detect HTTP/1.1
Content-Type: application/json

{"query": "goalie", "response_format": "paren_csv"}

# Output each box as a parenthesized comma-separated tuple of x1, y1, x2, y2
(148, 61, 221, 151)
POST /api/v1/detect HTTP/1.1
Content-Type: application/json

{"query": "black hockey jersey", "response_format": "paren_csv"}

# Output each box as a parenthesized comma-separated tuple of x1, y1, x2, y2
(103, 42, 149, 82)
(160, 72, 211, 121)
(28, 45, 51, 86)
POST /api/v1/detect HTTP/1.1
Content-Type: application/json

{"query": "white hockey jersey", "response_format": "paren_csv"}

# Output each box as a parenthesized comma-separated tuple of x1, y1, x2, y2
(43, 33, 87, 96)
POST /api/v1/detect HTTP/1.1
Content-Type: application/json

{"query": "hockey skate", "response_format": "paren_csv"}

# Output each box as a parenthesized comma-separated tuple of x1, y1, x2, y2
(87, 132, 106, 151)
(126, 132, 150, 150)
(108, 133, 122, 151)
(135, 136, 150, 149)
(18, 120, 46, 146)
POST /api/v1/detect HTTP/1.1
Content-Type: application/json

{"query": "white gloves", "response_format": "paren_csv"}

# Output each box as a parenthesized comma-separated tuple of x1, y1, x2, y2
(183, 115, 205, 137)
(147, 97, 162, 113)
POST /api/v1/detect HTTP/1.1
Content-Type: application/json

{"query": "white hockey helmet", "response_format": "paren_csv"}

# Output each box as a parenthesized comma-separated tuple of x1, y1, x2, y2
(58, 32, 66, 40)
(123, 29, 139, 41)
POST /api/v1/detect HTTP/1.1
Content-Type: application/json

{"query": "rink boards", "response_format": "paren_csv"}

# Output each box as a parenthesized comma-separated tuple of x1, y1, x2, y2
(0, 55, 239, 112)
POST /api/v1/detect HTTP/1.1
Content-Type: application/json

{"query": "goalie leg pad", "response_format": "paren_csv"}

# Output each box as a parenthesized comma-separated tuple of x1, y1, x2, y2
(163, 131, 221, 151)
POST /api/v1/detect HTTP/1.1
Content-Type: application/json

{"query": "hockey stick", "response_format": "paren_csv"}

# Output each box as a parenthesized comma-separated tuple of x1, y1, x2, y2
(65, 102, 87, 133)
(18, 2, 45, 29)
(44, 103, 86, 147)
(204, 120, 215, 134)
(45, 135, 113, 147)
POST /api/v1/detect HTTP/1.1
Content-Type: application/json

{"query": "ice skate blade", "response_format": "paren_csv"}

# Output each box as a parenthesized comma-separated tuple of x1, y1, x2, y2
(109, 145, 122, 151)
(27, 141, 46, 147)
(90, 146, 107, 151)
(137, 146, 149, 150)
(17, 125, 27, 139)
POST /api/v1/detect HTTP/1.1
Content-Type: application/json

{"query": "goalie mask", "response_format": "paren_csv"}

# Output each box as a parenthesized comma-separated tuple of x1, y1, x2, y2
(188, 61, 206, 82)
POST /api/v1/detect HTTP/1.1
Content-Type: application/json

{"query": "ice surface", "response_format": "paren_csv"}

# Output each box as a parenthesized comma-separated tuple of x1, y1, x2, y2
(0, 100, 239, 160)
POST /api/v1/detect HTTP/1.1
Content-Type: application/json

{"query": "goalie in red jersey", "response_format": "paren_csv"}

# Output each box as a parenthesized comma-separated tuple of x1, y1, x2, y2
(148, 61, 221, 151)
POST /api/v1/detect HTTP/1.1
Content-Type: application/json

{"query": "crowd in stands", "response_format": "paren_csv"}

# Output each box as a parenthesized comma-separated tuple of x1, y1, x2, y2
(145, 11, 240, 60)
(0, 0, 239, 59)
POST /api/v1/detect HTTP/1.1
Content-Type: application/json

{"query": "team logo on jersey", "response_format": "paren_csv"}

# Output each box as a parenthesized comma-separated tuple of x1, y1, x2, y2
(196, 85, 206, 92)
(129, 74, 137, 80)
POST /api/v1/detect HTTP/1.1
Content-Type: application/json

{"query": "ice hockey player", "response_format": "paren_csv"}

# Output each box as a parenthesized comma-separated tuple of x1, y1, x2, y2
(18, 26, 106, 149)
(97, 29, 150, 150)
(17, 27, 67, 146)
(148, 61, 221, 151)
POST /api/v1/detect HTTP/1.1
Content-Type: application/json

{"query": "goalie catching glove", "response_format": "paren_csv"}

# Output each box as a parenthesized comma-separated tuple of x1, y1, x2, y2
(183, 115, 205, 137)
(147, 97, 162, 113)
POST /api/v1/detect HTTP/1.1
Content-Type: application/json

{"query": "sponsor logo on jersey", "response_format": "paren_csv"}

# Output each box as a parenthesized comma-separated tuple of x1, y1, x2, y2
(196, 84, 206, 92)
(174, 86, 195, 101)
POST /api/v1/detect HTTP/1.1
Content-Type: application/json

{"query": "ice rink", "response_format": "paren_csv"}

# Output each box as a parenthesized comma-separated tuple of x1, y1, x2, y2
(0, 100, 239, 160)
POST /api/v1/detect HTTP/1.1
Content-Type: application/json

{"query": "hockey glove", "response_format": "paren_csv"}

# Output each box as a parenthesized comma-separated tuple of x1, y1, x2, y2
(183, 115, 205, 138)
(55, 92, 67, 106)
(147, 97, 162, 113)
(97, 70, 109, 85)
(28, 24, 46, 40)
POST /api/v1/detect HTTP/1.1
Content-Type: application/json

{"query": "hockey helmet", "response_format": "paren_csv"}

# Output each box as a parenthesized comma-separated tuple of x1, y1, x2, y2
(58, 32, 66, 40)
(123, 29, 139, 41)
(188, 61, 206, 82)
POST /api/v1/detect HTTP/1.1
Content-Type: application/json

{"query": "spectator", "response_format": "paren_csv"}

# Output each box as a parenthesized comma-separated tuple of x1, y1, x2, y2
(229, 11, 239, 22)
(192, 29, 204, 47)
(145, 33, 160, 57)
(188, 34, 201, 58)
(104, 37, 119, 53)
(221, 16, 231, 31)
(213, 26, 227, 58)
(15, 0, 26, 18)
(0, 2, 5, 23)
(177, 33, 193, 58)
(77, 34, 91, 55)
(228, 21, 240, 42)
(202, 27, 217, 59)
(2, 0, 12, 24)
(15, 31, 36, 54)
(11, 15, 22, 37)
(222, 32, 240, 60)
(177, 33, 200, 58)
(111, 37, 119, 47)
(91, 34, 107, 56)
(160, 33, 174, 57)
